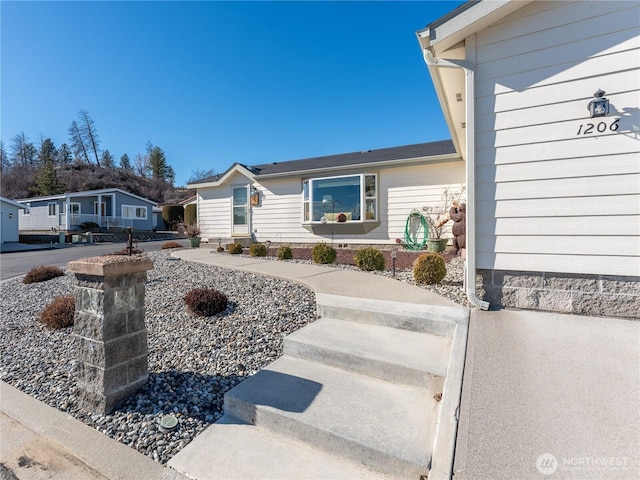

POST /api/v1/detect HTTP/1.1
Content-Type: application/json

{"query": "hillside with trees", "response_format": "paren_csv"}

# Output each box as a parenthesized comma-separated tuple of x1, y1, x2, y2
(0, 110, 193, 204)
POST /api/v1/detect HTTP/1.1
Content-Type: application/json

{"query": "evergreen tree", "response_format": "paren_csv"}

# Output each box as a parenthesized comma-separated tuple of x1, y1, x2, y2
(38, 138, 57, 165)
(34, 158, 65, 195)
(148, 145, 168, 180)
(119, 153, 132, 172)
(100, 150, 115, 168)
(57, 143, 72, 166)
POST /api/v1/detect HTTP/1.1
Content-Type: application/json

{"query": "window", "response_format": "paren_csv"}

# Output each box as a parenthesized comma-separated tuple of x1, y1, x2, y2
(122, 205, 147, 219)
(303, 174, 377, 223)
(24, 203, 30, 215)
(48, 203, 57, 217)
(69, 203, 80, 215)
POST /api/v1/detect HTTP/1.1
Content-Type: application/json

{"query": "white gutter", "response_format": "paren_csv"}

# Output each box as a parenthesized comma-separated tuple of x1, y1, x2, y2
(421, 48, 489, 311)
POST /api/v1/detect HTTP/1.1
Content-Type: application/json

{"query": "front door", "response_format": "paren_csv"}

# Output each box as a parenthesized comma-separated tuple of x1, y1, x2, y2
(232, 186, 249, 236)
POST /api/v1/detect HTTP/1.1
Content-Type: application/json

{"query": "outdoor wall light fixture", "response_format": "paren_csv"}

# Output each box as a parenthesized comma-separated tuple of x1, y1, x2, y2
(588, 89, 609, 118)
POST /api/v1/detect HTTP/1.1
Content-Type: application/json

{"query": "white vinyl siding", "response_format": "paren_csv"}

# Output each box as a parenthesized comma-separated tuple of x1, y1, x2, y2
(197, 162, 465, 245)
(472, 0, 640, 276)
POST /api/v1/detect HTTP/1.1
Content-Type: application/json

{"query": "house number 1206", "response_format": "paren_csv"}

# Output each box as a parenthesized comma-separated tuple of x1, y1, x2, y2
(576, 118, 619, 136)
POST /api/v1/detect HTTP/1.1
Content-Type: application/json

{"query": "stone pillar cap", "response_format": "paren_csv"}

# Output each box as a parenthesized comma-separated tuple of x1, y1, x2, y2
(68, 255, 154, 276)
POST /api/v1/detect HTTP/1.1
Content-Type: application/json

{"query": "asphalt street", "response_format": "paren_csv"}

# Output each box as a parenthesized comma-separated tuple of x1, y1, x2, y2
(0, 239, 189, 281)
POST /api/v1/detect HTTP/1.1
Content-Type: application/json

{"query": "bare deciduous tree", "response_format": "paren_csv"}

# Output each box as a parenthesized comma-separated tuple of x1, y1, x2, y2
(78, 110, 101, 166)
(68, 120, 90, 164)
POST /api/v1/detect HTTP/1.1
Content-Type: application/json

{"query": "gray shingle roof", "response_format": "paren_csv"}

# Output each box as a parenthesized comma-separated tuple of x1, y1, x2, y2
(191, 140, 456, 184)
(252, 140, 456, 175)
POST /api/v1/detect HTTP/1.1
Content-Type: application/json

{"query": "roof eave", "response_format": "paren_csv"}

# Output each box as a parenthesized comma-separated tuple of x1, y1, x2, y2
(187, 163, 256, 189)
(418, 0, 528, 56)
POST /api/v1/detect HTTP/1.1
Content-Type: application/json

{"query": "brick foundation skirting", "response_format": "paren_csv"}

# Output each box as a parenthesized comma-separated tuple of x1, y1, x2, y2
(478, 269, 640, 319)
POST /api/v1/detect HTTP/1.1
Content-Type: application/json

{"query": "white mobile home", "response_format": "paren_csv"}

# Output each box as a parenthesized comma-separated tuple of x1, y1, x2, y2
(188, 141, 465, 247)
(418, 0, 639, 317)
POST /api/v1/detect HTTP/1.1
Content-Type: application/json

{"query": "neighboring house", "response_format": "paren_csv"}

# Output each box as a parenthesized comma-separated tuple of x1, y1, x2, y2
(188, 141, 465, 246)
(0, 197, 26, 243)
(18, 188, 157, 232)
(417, 0, 639, 317)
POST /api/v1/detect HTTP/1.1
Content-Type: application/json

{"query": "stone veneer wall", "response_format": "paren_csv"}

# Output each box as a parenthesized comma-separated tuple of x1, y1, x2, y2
(68, 255, 154, 414)
(478, 269, 640, 319)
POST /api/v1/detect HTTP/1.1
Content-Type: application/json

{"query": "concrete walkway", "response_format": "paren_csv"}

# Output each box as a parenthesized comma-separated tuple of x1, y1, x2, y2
(1, 247, 638, 479)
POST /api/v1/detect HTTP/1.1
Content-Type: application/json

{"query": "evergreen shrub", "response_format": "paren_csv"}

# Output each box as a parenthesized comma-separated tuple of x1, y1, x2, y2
(413, 253, 447, 285)
(312, 242, 336, 264)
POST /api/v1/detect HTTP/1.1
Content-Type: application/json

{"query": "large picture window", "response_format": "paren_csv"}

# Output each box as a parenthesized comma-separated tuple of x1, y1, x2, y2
(303, 174, 377, 223)
(122, 205, 147, 219)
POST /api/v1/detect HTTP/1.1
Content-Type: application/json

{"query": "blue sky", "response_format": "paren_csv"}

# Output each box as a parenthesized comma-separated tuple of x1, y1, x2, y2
(1, 1, 464, 187)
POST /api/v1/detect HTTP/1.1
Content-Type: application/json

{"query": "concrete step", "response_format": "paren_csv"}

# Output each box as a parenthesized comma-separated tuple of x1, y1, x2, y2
(284, 317, 450, 388)
(168, 415, 396, 480)
(315, 293, 468, 337)
(223, 355, 439, 479)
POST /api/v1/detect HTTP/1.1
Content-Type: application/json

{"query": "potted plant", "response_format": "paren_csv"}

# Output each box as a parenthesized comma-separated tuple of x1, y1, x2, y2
(422, 185, 466, 253)
(186, 223, 201, 248)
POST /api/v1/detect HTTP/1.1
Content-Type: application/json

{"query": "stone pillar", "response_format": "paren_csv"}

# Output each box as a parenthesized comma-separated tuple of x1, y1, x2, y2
(68, 255, 154, 415)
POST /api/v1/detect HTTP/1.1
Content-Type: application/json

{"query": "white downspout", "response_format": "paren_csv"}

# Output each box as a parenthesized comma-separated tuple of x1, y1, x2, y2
(422, 49, 490, 310)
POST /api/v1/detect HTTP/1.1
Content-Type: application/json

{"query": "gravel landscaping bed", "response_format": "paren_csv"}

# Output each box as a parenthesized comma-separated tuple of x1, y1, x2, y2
(0, 248, 466, 464)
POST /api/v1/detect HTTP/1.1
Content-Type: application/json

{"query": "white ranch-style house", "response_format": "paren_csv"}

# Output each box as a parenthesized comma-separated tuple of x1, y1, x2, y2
(188, 141, 465, 247)
(189, 0, 638, 318)
(18, 188, 157, 232)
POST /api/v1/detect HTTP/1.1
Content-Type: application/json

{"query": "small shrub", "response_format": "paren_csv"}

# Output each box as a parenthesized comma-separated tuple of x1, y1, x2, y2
(413, 253, 447, 285)
(277, 245, 293, 260)
(40, 296, 75, 329)
(162, 241, 184, 250)
(312, 242, 336, 264)
(184, 288, 228, 317)
(23, 265, 65, 284)
(249, 243, 267, 257)
(216, 246, 225, 252)
(227, 243, 243, 254)
(354, 247, 386, 271)
(80, 221, 100, 232)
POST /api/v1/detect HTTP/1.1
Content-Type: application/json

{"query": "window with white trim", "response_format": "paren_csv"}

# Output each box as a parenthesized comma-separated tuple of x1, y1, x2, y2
(302, 174, 377, 223)
(122, 205, 148, 219)
(68, 202, 81, 215)
(48, 202, 57, 217)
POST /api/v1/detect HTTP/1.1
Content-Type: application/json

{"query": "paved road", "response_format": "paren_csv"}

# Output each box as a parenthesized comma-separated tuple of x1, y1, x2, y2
(0, 240, 189, 281)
